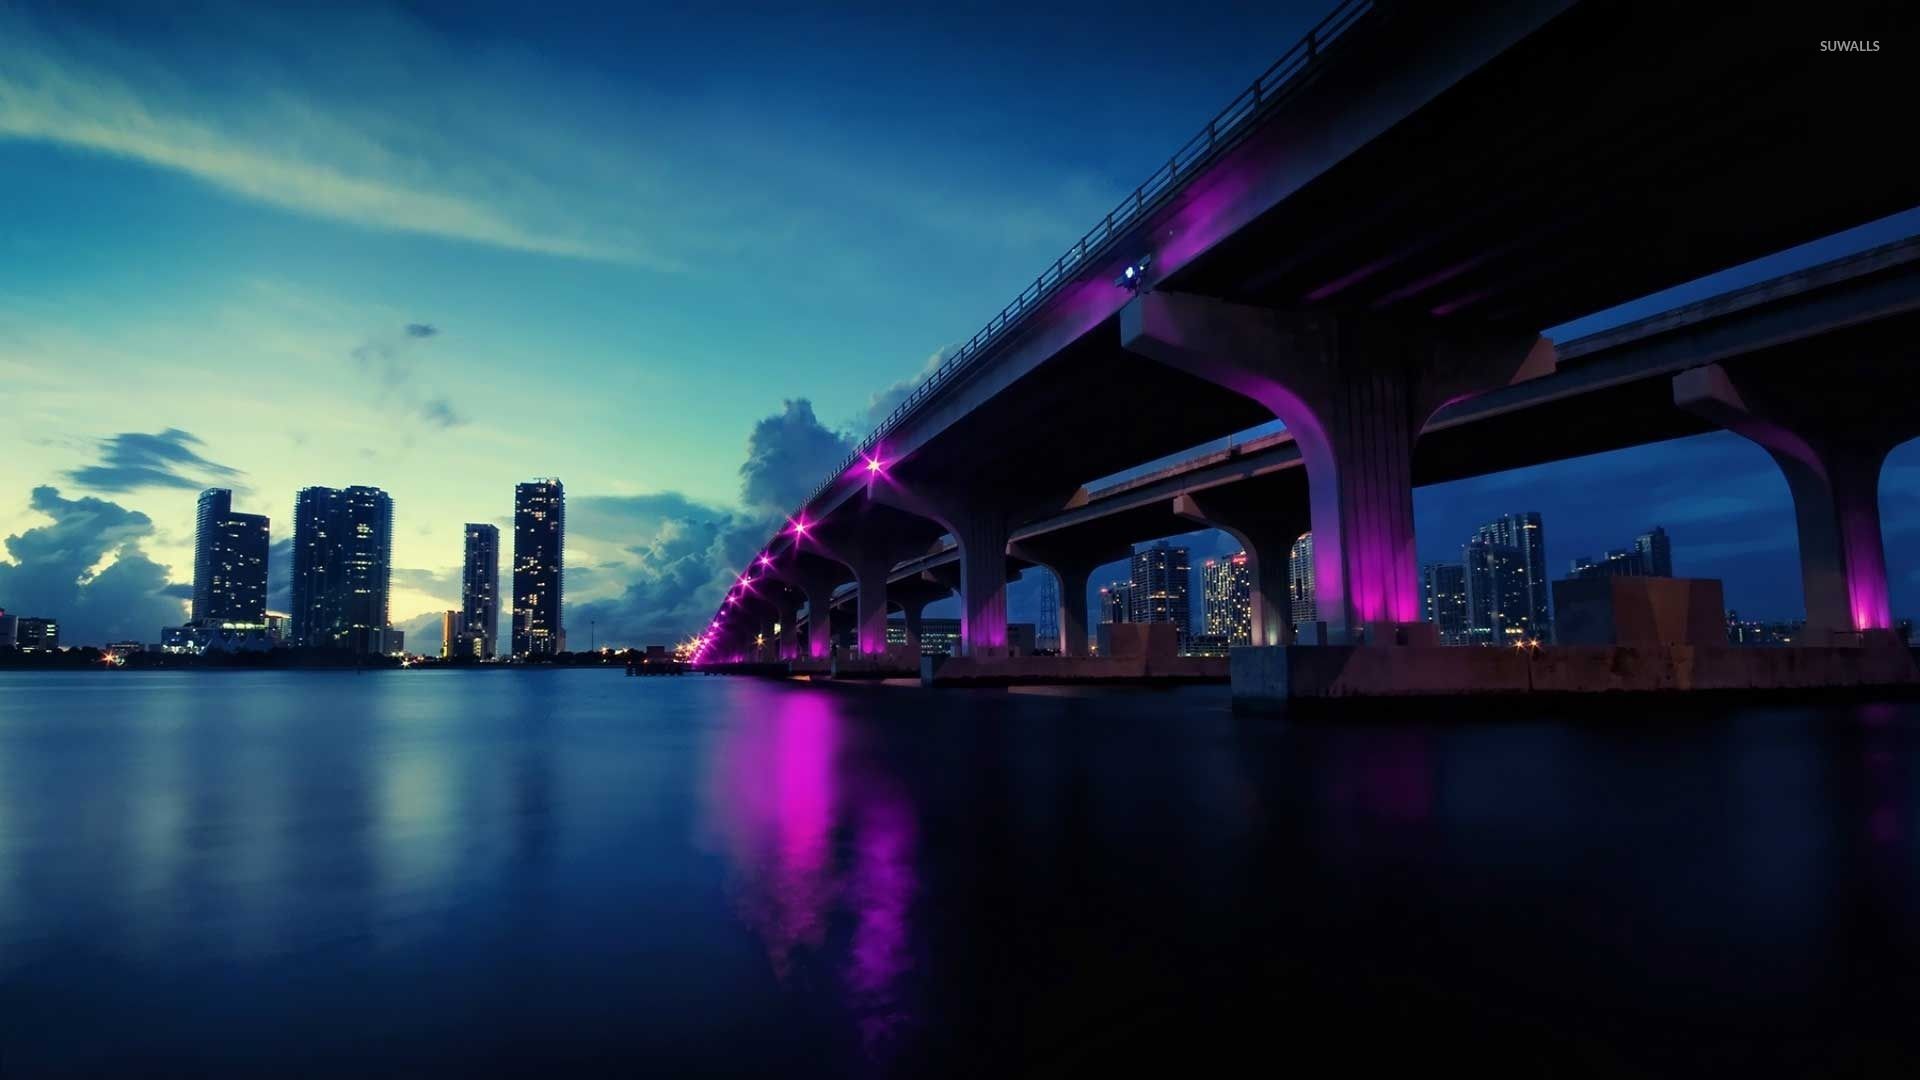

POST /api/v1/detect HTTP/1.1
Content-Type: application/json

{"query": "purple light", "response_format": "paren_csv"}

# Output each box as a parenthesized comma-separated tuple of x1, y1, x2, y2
(863, 454, 885, 475)
(789, 516, 810, 537)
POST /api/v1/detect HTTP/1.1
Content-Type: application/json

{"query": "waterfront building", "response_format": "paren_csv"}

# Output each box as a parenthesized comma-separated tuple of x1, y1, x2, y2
(15, 616, 58, 652)
(887, 618, 1033, 656)
(1128, 541, 1192, 648)
(191, 488, 270, 627)
(1203, 551, 1254, 646)
(1289, 532, 1316, 629)
(461, 523, 500, 659)
(1421, 562, 1471, 645)
(0, 609, 13, 649)
(1100, 581, 1130, 625)
(512, 480, 565, 657)
(290, 485, 394, 653)
(1464, 539, 1530, 645)
(1470, 513, 1551, 642)
(441, 611, 460, 659)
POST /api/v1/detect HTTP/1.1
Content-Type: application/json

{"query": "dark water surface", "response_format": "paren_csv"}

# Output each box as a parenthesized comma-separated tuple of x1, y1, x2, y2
(2, 671, 1917, 1076)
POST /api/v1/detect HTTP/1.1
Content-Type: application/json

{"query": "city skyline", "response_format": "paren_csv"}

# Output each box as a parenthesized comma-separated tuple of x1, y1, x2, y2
(3, 5, 1919, 651)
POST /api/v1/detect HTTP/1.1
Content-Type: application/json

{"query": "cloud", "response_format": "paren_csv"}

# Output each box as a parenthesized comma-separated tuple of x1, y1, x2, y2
(0, 486, 187, 645)
(418, 397, 465, 429)
(350, 323, 469, 429)
(864, 345, 958, 429)
(63, 428, 242, 494)
(562, 400, 854, 647)
(0, 7, 646, 264)
(738, 399, 854, 516)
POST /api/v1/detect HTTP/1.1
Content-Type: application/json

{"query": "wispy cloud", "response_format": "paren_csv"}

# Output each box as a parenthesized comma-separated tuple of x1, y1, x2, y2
(0, 8, 651, 265)
(65, 428, 243, 494)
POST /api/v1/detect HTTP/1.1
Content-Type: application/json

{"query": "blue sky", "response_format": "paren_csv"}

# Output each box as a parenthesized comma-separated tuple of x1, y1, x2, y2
(1, 0, 1916, 647)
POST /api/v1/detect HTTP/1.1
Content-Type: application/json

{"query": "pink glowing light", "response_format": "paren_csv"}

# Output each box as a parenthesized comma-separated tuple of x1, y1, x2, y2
(789, 516, 810, 537)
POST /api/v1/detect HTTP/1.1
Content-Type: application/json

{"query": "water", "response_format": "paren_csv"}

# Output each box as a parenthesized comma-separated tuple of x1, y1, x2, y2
(1, 670, 1917, 1076)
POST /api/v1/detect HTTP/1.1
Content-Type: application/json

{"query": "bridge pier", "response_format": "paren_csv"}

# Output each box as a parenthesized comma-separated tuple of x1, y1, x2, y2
(888, 574, 953, 654)
(1675, 363, 1912, 640)
(1173, 492, 1308, 647)
(1009, 540, 1131, 657)
(771, 555, 849, 661)
(1122, 290, 1545, 643)
(872, 487, 1019, 656)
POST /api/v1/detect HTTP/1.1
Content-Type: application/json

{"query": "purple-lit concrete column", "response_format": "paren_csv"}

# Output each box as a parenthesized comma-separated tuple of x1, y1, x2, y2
(772, 591, 801, 660)
(1676, 363, 1906, 638)
(810, 538, 896, 656)
(774, 560, 847, 661)
(1009, 541, 1131, 658)
(1173, 493, 1311, 647)
(1122, 291, 1545, 643)
(871, 489, 1016, 656)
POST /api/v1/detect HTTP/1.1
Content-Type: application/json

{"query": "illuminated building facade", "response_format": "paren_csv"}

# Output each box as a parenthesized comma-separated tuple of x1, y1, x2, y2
(1289, 532, 1315, 629)
(1464, 539, 1531, 645)
(1420, 562, 1470, 645)
(462, 523, 500, 658)
(192, 488, 270, 626)
(290, 485, 393, 653)
(512, 479, 565, 657)
(1202, 551, 1253, 646)
(1470, 512, 1551, 642)
(1129, 541, 1191, 648)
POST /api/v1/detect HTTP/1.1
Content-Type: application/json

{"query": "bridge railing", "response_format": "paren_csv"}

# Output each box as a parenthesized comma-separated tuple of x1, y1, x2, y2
(797, 0, 1374, 513)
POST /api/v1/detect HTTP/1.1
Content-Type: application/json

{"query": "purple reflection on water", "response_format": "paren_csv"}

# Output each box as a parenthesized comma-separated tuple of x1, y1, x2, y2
(704, 688, 920, 1060)
(1328, 730, 1434, 824)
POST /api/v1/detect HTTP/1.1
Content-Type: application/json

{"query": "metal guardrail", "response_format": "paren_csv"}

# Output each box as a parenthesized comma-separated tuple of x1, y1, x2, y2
(797, 0, 1373, 512)
(702, 0, 1374, 652)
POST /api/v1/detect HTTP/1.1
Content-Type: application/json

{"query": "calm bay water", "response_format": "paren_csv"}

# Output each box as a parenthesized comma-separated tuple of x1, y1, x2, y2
(1, 670, 1917, 1075)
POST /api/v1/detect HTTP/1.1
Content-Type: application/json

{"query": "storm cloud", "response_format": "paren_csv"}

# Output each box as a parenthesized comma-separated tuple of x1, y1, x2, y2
(0, 486, 186, 644)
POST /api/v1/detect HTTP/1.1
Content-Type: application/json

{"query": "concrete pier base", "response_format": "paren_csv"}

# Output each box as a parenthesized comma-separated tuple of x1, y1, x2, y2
(922, 653, 1228, 687)
(1231, 644, 1920, 709)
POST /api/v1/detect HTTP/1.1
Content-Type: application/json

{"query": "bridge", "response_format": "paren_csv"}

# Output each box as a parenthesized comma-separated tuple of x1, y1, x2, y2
(693, 0, 1918, 686)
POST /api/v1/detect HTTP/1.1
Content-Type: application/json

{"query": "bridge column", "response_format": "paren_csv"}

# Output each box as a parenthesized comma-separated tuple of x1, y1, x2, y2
(1123, 291, 1545, 643)
(1675, 363, 1909, 640)
(810, 539, 896, 656)
(773, 556, 848, 661)
(768, 590, 801, 660)
(1173, 493, 1310, 647)
(889, 574, 953, 654)
(872, 488, 1018, 656)
(1009, 541, 1131, 657)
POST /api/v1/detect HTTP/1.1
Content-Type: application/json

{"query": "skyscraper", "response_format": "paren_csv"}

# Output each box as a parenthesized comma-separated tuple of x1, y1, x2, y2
(1420, 562, 1470, 645)
(1469, 513, 1550, 642)
(1464, 539, 1530, 645)
(1203, 551, 1253, 646)
(440, 611, 460, 659)
(1128, 541, 1191, 647)
(461, 523, 500, 658)
(1289, 532, 1315, 629)
(1100, 582, 1130, 625)
(513, 479, 565, 657)
(290, 485, 393, 653)
(192, 488, 270, 626)
(1635, 526, 1673, 577)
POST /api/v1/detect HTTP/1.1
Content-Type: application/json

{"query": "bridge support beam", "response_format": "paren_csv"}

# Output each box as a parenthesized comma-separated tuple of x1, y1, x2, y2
(1009, 541, 1132, 657)
(772, 557, 850, 661)
(1173, 492, 1309, 647)
(1122, 291, 1545, 643)
(1675, 363, 1909, 639)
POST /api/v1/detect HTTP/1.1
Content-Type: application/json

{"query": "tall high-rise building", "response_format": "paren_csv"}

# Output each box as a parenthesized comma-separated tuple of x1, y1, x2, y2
(1128, 541, 1191, 647)
(1470, 513, 1550, 642)
(192, 488, 270, 626)
(1035, 570, 1061, 653)
(1420, 562, 1470, 645)
(512, 479, 565, 657)
(1203, 551, 1253, 646)
(1570, 549, 1647, 579)
(1464, 539, 1531, 645)
(1289, 532, 1316, 629)
(15, 616, 57, 652)
(440, 611, 460, 659)
(1100, 581, 1131, 625)
(1635, 526, 1673, 577)
(461, 523, 500, 658)
(290, 486, 393, 653)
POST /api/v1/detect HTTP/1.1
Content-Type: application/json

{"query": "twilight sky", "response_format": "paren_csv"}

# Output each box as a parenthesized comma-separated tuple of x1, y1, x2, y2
(2, 0, 1916, 648)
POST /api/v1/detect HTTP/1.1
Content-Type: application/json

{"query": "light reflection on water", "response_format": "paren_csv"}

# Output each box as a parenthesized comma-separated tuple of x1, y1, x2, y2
(2, 671, 1919, 1076)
